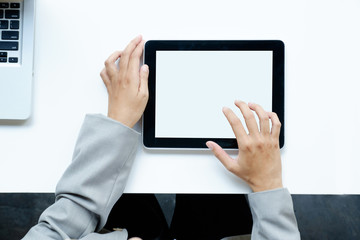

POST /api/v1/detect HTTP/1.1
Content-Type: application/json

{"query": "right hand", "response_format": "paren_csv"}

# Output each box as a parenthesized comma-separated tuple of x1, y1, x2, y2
(206, 101, 283, 192)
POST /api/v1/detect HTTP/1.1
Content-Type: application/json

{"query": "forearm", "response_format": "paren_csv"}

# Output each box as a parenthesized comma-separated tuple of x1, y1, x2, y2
(23, 114, 139, 240)
(248, 188, 301, 240)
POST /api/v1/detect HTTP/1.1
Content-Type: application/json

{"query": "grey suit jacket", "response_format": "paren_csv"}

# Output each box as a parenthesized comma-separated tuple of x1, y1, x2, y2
(23, 114, 300, 240)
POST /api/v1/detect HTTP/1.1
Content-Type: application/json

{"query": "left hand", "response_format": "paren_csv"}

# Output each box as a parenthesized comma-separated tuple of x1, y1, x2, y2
(100, 35, 149, 128)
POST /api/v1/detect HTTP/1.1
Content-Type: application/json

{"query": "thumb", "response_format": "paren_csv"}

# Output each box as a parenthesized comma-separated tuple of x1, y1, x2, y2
(206, 141, 236, 173)
(139, 64, 149, 92)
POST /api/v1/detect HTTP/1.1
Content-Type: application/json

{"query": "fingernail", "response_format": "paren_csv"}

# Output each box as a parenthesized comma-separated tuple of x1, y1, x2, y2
(206, 141, 213, 150)
(222, 107, 230, 114)
(142, 65, 149, 72)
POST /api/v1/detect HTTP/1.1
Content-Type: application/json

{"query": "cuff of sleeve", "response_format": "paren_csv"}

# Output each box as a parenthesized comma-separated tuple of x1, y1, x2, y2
(248, 188, 300, 239)
(248, 188, 292, 215)
(88, 114, 141, 136)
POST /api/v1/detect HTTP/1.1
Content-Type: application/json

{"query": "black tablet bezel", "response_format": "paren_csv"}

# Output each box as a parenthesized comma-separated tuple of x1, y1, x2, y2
(144, 40, 284, 149)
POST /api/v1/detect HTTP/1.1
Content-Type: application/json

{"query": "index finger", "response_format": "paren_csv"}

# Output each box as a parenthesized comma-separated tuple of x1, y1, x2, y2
(118, 35, 143, 71)
(222, 107, 248, 144)
(128, 40, 145, 76)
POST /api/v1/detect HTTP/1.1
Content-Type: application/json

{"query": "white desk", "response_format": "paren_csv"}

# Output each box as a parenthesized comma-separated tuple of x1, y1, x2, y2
(1, 0, 360, 194)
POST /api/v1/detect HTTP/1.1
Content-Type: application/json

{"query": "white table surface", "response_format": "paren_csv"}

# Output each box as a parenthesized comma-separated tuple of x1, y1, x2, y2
(1, 0, 360, 194)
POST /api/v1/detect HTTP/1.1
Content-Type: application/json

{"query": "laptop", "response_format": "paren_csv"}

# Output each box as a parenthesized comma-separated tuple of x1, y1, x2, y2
(0, 0, 35, 120)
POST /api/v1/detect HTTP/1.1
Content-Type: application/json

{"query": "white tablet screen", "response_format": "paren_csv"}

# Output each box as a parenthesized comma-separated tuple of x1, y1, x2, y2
(155, 51, 273, 138)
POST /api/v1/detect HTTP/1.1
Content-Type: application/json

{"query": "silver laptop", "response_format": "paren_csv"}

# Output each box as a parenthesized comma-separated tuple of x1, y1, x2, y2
(0, 0, 35, 120)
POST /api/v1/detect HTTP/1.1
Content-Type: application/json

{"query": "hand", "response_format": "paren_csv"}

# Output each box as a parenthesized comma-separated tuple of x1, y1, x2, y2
(100, 35, 149, 128)
(206, 101, 283, 192)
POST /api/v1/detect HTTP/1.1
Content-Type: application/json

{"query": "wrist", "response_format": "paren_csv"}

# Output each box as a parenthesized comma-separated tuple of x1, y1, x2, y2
(107, 112, 134, 128)
(250, 178, 283, 193)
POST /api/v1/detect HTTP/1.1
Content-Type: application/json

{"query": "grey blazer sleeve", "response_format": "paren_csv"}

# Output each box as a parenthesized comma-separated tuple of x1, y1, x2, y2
(248, 188, 301, 240)
(22, 114, 139, 240)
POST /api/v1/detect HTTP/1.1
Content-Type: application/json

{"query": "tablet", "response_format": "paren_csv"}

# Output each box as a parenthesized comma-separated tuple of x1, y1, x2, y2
(143, 40, 284, 149)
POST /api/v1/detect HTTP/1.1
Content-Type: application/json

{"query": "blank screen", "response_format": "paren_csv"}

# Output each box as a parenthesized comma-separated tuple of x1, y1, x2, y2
(155, 51, 273, 138)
